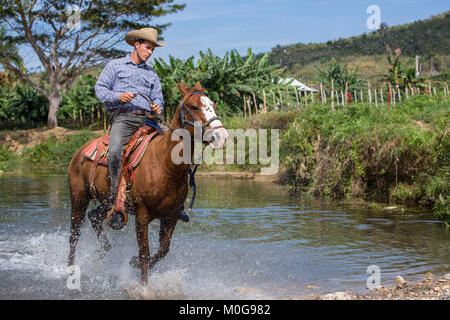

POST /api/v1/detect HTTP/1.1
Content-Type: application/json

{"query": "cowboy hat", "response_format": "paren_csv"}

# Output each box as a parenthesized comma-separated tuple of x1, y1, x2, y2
(125, 27, 166, 47)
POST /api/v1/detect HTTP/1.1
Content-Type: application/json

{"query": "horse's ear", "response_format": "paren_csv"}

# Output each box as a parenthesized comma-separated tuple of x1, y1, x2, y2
(194, 81, 204, 92)
(178, 82, 188, 96)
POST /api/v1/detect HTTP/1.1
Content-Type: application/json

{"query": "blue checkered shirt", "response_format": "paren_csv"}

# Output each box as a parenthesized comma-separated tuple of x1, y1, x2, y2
(95, 55, 164, 128)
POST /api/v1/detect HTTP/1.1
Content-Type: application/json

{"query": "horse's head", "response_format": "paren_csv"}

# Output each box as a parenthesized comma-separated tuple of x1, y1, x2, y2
(177, 82, 228, 150)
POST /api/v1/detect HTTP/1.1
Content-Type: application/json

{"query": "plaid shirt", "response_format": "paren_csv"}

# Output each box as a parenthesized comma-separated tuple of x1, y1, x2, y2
(95, 55, 164, 113)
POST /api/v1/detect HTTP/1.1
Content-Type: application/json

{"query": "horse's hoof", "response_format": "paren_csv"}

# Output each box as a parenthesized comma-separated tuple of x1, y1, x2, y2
(129, 256, 141, 268)
(108, 211, 126, 230)
(178, 210, 190, 223)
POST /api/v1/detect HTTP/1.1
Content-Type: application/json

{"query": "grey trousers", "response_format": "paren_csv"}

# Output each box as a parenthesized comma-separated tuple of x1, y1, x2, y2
(108, 112, 147, 198)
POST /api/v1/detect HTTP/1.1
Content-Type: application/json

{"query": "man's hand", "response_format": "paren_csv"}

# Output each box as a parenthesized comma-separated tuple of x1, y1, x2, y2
(150, 104, 162, 114)
(119, 92, 136, 103)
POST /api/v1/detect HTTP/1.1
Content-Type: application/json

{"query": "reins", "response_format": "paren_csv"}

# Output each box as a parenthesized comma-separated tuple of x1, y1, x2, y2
(138, 90, 223, 214)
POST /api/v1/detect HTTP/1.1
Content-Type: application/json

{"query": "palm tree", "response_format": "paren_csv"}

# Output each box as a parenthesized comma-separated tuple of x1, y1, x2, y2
(0, 25, 26, 87)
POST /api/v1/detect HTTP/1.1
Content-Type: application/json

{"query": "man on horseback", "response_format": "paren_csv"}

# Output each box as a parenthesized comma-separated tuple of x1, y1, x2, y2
(95, 27, 189, 228)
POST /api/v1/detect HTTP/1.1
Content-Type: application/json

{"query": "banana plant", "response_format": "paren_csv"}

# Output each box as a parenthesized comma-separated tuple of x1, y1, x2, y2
(314, 59, 366, 93)
(5, 84, 49, 123)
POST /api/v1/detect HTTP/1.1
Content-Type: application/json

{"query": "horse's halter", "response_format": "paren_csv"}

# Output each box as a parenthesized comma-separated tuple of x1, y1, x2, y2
(180, 91, 223, 134)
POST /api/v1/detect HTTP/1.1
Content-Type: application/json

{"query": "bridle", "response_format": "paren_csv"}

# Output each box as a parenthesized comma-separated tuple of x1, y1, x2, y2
(138, 91, 223, 135)
(179, 90, 223, 134)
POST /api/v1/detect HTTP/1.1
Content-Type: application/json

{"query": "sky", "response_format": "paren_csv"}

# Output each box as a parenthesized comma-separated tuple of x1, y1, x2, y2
(146, 0, 449, 62)
(20, 0, 450, 71)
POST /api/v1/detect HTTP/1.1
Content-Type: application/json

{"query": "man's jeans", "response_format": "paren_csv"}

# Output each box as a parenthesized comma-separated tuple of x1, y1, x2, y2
(108, 112, 146, 201)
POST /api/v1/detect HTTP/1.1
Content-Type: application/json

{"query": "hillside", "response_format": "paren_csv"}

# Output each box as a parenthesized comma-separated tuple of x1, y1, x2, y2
(266, 11, 450, 82)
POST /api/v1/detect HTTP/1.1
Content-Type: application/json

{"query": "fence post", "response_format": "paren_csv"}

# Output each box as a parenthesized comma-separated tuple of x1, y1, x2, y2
(380, 88, 385, 106)
(374, 88, 378, 107)
(360, 90, 363, 103)
(397, 85, 401, 102)
(428, 81, 432, 97)
(271, 89, 276, 110)
(368, 81, 372, 107)
(320, 83, 324, 104)
(354, 90, 357, 103)
(252, 91, 258, 114)
(388, 83, 392, 108)
(331, 80, 335, 111)
(344, 81, 348, 105)
(304, 88, 308, 107)
(392, 87, 396, 107)
(286, 86, 291, 108)
(263, 89, 267, 112)
(278, 88, 283, 110)
(294, 86, 300, 108)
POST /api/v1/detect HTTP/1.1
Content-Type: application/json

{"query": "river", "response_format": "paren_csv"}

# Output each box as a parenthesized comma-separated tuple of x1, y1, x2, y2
(0, 170, 448, 299)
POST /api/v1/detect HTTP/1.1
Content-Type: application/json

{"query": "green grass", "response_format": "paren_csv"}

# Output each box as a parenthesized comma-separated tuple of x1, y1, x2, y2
(19, 131, 101, 168)
(277, 94, 449, 221)
(0, 145, 17, 171)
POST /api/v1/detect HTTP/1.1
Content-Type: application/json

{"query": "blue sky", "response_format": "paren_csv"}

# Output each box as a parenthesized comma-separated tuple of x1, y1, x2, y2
(21, 0, 449, 70)
(146, 0, 449, 62)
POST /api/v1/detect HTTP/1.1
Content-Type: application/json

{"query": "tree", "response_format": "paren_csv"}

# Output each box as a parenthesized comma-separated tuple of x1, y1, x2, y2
(0, 0, 185, 128)
(152, 48, 282, 115)
(0, 25, 26, 87)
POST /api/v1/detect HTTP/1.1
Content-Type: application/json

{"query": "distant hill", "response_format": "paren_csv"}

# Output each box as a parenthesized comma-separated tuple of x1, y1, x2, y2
(266, 11, 450, 82)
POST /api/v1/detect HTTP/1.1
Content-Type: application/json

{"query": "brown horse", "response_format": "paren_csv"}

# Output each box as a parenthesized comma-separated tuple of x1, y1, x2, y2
(67, 82, 228, 284)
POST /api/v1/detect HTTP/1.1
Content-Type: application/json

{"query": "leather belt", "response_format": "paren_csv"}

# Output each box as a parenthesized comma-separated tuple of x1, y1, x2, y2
(114, 108, 153, 117)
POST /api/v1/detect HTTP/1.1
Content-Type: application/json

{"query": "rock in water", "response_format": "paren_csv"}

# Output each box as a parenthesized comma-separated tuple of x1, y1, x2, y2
(320, 292, 353, 300)
(424, 272, 435, 281)
(395, 276, 407, 289)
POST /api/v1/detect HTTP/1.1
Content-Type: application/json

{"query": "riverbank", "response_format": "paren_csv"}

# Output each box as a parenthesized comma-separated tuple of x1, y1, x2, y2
(311, 272, 450, 300)
(0, 94, 448, 222)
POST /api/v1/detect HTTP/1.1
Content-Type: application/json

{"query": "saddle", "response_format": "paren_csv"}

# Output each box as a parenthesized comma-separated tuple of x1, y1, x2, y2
(82, 125, 159, 226)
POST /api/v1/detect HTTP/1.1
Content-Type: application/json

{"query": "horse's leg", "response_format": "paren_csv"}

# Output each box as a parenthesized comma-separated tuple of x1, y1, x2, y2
(148, 213, 178, 269)
(135, 207, 151, 284)
(68, 196, 89, 266)
(87, 203, 112, 252)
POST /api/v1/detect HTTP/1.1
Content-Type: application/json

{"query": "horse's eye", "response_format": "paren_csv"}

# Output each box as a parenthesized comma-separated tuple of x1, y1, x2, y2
(190, 105, 199, 110)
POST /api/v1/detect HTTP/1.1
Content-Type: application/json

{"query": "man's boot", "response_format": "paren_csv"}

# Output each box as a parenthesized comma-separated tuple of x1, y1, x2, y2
(107, 160, 126, 230)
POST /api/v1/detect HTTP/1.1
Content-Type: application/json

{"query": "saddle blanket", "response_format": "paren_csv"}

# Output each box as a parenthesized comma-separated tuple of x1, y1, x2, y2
(82, 129, 158, 168)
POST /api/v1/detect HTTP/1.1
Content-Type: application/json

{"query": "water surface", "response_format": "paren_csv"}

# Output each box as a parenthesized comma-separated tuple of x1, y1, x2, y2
(0, 171, 448, 299)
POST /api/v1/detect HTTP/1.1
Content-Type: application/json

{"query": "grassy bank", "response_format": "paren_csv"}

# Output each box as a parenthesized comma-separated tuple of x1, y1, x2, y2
(0, 95, 448, 221)
(0, 130, 101, 172)
(220, 95, 449, 222)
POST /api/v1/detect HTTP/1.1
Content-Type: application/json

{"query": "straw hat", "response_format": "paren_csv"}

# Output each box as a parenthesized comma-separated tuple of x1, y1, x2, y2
(125, 27, 166, 47)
